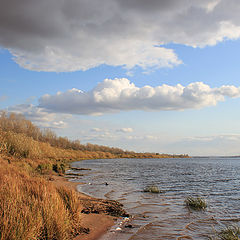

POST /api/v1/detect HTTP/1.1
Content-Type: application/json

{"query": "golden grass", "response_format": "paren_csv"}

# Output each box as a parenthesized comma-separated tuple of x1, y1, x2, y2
(0, 129, 117, 161)
(0, 159, 84, 240)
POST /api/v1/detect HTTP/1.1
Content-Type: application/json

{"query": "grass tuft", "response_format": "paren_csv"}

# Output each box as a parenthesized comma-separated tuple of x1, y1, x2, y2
(217, 225, 240, 240)
(143, 185, 161, 193)
(185, 196, 207, 210)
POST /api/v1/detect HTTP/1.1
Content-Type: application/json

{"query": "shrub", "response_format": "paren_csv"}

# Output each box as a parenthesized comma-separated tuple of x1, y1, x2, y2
(53, 163, 66, 174)
(143, 185, 161, 193)
(36, 163, 53, 174)
(185, 196, 207, 210)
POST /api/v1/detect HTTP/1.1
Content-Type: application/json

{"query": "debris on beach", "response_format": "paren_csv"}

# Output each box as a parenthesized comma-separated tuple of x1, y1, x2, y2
(80, 198, 130, 217)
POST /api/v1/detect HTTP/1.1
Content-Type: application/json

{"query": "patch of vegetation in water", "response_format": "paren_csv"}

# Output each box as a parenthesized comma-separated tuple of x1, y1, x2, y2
(143, 185, 161, 193)
(213, 225, 240, 240)
(185, 196, 207, 210)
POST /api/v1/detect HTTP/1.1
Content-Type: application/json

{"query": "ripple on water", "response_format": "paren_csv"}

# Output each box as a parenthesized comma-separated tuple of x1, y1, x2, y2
(71, 157, 240, 239)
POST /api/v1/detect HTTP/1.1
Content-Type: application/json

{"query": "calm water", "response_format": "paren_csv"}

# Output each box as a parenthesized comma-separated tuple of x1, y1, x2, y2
(70, 157, 240, 240)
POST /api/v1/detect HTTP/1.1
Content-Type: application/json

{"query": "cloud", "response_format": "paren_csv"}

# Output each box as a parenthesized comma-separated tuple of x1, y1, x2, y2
(184, 134, 240, 142)
(39, 78, 240, 115)
(1, 0, 240, 72)
(125, 135, 161, 141)
(116, 128, 133, 133)
(168, 134, 240, 156)
(82, 131, 117, 142)
(7, 104, 70, 128)
(91, 128, 102, 132)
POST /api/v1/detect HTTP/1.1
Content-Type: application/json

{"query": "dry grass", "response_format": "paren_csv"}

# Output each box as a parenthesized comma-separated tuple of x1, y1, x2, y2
(0, 159, 85, 240)
(0, 129, 117, 161)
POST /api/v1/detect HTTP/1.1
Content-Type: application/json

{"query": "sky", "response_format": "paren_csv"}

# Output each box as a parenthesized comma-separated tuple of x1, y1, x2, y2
(1, 0, 240, 156)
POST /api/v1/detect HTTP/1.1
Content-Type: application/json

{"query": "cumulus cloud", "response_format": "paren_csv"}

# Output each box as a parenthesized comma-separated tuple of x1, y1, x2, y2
(1, 0, 240, 72)
(39, 78, 240, 115)
(7, 104, 70, 128)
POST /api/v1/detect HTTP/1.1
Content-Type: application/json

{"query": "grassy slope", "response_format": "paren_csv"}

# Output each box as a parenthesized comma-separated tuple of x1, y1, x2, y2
(0, 155, 86, 240)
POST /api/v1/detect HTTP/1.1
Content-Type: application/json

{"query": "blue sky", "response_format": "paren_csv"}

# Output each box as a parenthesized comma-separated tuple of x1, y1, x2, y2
(1, 0, 240, 156)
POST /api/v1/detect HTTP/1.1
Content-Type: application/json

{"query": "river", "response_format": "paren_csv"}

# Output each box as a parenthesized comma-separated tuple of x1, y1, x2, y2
(70, 157, 240, 239)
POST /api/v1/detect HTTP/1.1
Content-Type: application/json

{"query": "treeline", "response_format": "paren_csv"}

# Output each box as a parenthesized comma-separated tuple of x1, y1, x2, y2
(0, 112, 188, 159)
(0, 112, 131, 155)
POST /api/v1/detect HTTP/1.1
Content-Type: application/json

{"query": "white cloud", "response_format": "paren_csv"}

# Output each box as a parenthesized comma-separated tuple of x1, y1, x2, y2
(82, 131, 117, 142)
(185, 134, 240, 142)
(206, 0, 221, 13)
(7, 104, 71, 128)
(52, 121, 67, 129)
(39, 78, 240, 115)
(1, 0, 240, 72)
(116, 128, 133, 133)
(168, 134, 240, 156)
(91, 128, 102, 132)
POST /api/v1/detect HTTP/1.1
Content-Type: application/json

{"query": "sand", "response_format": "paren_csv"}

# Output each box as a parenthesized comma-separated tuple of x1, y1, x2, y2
(50, 175, 118, 240)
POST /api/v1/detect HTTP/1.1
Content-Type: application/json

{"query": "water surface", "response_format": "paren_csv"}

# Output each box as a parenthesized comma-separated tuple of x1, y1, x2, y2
(70, 157, 240, 239)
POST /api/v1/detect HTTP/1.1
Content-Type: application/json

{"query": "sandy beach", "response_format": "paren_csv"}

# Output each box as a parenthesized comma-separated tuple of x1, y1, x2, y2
(50, 174, 125, 240)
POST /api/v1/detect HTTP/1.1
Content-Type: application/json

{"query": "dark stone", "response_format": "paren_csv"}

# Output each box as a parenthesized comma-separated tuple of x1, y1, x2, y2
(81, 209, 90, 214)
(125, 224, 133, 228)
(81, 227, 90, 234)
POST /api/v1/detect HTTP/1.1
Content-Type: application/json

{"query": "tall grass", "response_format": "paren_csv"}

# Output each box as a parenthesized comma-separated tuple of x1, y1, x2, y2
(0, 159, 84, 240)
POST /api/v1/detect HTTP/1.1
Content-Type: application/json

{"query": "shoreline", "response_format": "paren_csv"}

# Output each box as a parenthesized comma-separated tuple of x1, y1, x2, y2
(50, 174, 127, 240)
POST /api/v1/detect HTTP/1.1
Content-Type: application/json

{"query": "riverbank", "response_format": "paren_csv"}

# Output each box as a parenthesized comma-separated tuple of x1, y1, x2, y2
(0, 154, 129, 240)
(49, 174, 129, 240)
